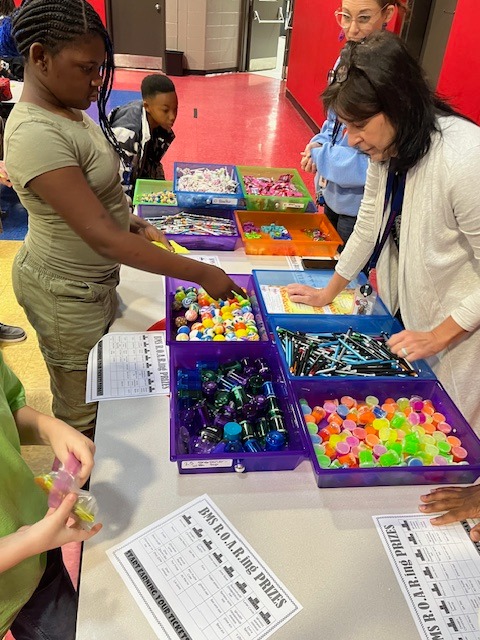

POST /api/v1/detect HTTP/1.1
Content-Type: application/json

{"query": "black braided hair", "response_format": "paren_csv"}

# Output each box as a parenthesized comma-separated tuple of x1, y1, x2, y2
(12, 0, 121, 155)
(0, 1, 15, 16)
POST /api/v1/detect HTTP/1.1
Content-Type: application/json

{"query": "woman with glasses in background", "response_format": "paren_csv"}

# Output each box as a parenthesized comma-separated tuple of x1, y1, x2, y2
(300, 1, 407, 246)
(289, 31, 480, 437)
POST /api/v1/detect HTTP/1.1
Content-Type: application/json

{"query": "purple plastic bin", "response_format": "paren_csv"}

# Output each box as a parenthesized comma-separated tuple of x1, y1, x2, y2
(165, 274, 269, 346)
(290, 378, 480, 488)
(140, 207, 241, 252)
(169, 342, 308, 474)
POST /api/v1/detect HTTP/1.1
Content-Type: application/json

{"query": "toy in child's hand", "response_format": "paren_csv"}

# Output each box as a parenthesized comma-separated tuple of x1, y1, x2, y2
(34, 453, 99, 530)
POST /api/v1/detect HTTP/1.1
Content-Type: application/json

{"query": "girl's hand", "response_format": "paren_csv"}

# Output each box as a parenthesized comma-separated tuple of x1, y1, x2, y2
(286, 283, 331, 308)
(387, 329, 447, 362)
(300, 142, 321, 173)
(419, 485, 480, 541)
(130, 214, 173, 251)
(0, 160, 12, 187)
(198, 264, 245, 300)
(24, 493, 102, 555)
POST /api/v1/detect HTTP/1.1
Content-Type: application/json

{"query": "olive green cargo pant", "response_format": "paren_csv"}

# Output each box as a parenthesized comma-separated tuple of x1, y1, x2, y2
(12, 245, 119, 432)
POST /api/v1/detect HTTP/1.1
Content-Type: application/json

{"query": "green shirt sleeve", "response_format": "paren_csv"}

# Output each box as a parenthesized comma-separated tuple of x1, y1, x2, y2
(0, 352, 26, 414)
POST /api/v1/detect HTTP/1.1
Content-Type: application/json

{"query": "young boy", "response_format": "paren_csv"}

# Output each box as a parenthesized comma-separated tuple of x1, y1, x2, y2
(0, 351, 101, 639)
(108, 73, 178, 203)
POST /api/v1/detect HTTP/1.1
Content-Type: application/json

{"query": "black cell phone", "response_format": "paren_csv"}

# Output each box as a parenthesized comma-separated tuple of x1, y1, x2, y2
(301, 258, 338, 270)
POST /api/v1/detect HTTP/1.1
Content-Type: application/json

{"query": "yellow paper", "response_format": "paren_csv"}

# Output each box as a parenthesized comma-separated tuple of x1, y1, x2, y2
(152, 240, 190, 254)
(278, 285, 355, 314)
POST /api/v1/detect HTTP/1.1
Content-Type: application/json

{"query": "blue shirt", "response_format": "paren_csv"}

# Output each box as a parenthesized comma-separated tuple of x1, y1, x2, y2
(310, 108, 369, 218)
(0, 16, 20, 58)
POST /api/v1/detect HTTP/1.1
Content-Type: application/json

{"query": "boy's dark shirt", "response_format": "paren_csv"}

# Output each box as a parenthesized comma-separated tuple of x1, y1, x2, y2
(108, 99, 175, 200)
(140, 125, 175, 181)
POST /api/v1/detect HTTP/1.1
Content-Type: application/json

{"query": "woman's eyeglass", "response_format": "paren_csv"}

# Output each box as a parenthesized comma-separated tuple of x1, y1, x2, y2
(334, 4, 388, 30)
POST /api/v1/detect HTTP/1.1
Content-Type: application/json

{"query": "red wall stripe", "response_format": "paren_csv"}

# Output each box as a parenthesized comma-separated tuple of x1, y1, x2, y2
(437, 0, 480, 124)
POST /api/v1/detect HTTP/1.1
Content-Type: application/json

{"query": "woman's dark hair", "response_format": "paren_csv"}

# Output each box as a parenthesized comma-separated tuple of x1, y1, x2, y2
(323, 31, 463, 172)
(12, 0, 120, 154)
(0, 1, 15, 16)
(141, 73, 176, 99)
(371, 0, 410, 15)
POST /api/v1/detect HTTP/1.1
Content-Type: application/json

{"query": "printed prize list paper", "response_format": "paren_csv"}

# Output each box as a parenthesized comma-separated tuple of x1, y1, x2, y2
(108, 495, 302, 640)
(86, 332, 169, 402)
(374, 513, 480, 640)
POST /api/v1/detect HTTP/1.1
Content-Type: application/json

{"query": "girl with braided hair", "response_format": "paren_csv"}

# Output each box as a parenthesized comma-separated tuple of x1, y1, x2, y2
(4, 0, 244, 436)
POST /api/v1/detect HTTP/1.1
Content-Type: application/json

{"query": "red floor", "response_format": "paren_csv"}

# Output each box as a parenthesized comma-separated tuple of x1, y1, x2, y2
(114, 70, 316, 195)
(5, 71, 315, 640)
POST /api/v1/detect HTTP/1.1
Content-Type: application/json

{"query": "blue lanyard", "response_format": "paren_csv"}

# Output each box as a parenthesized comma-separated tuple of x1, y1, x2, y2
(368, 170, 406, 273)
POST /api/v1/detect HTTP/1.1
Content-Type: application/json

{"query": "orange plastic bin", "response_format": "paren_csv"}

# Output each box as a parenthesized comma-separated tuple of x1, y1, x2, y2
(235, 211, 343, 257)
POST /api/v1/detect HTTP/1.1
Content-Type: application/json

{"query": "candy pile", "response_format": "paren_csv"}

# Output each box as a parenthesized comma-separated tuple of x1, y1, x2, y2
(172, 286, 261, 342)
(147, 212, 237, 236)
(242, 173, 303, 198)
(138, 189, 177, 205)
(176, 166, 239, 194)
(177, 359, 288, 455)
(300, 394, 468, 469)
(242, 221, 291, 240)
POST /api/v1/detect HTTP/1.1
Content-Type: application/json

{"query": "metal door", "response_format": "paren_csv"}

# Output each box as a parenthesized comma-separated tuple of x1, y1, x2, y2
(246, 0, 284, 71)
(281, 0, 294, 80)
(420, 0, 458, 87)
(107, 0, 166, 70)
(400, 0, 435, 61)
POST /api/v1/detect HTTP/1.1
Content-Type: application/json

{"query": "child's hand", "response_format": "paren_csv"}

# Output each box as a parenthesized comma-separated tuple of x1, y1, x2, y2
(300, 142, 321, 173)
(0, 494, 102, 573)
(130, 214, 173, 251)
(0, 160, 12, 187)
(198, 264, 245, 300)
(142, 225, 173, 251)
(419, 485, 480, 541)
(25, 493, 102, 555)
(46, 421, 96, 487)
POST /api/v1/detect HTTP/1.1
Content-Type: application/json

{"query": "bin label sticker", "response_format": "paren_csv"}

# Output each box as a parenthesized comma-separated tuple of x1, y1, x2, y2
(281, 202, 304, 209)
(211, 197, 238, 205)
(181, 459, 233, 469)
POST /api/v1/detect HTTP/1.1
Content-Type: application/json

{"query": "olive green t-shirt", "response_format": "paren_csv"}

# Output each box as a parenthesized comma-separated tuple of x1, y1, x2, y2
(5, 103, 130, 281)
(0, 353, 48, 637)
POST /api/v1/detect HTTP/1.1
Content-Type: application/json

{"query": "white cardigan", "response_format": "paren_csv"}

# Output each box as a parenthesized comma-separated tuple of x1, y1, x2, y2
(336, 116, 480, 434)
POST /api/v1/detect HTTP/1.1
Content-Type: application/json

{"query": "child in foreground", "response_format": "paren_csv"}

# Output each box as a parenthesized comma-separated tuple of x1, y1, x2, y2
(0, 352, 101, 639)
